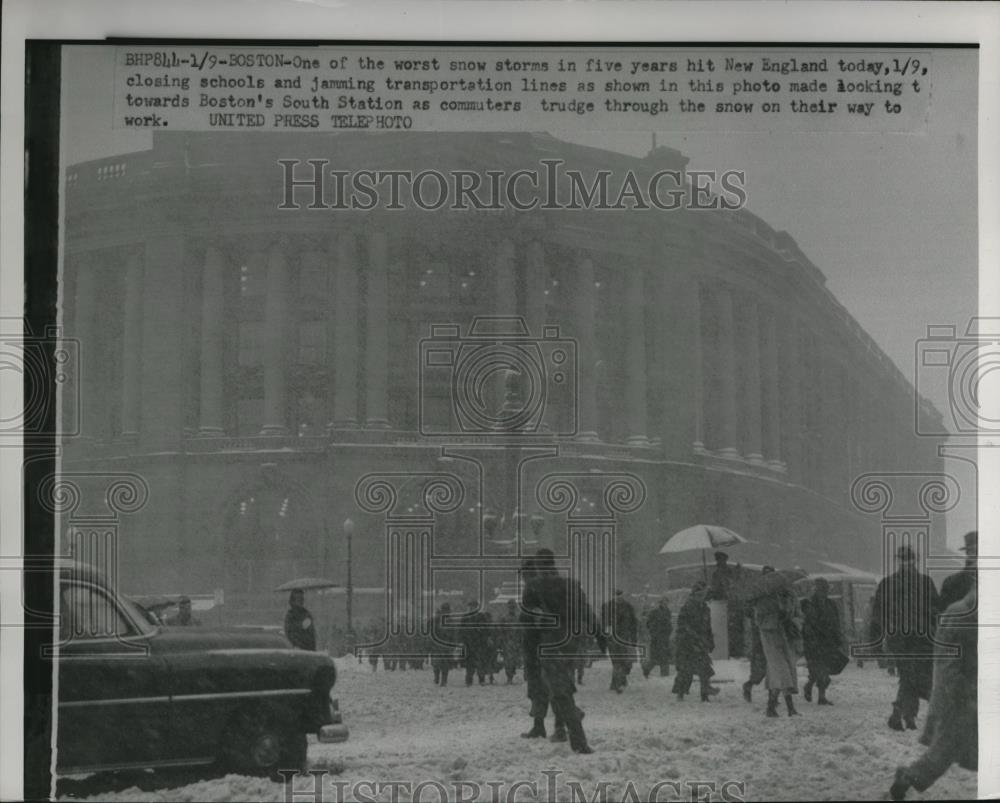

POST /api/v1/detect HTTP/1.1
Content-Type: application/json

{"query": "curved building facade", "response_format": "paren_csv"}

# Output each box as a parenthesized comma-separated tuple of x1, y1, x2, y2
(61, 131, 947, 630)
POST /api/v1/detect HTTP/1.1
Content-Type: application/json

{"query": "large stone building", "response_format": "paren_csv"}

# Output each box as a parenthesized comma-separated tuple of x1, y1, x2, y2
(61, 131, 947, 631)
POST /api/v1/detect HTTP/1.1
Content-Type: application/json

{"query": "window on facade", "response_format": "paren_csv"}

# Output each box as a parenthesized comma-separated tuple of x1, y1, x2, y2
(236, 397, 263, 436)
(298, 321, 326, 365)
(238, 321, 263, 366)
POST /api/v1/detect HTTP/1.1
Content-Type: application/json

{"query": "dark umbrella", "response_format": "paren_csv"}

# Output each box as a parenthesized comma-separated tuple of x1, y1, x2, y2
(274, 577, 341, 592)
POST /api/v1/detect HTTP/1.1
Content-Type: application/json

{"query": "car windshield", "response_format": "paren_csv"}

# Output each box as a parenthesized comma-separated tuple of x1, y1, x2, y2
(117, 594, 156, 636)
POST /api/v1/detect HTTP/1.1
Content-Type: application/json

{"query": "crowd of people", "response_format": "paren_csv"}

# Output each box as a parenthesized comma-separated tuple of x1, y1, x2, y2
(280, 531, 978, 799)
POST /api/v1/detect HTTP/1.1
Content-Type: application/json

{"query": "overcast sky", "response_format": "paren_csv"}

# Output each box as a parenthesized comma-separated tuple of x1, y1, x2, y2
(60, 45, 980, 543)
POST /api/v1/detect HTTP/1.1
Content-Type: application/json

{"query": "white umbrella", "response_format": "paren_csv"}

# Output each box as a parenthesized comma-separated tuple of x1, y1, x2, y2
(659, 524, 749, 580)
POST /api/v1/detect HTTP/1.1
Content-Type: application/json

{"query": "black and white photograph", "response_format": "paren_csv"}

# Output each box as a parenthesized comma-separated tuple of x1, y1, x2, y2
(3, 2, 998, 801)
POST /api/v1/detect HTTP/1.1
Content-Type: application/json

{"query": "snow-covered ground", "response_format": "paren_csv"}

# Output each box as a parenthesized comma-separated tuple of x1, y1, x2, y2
(56, 658, 977, 802)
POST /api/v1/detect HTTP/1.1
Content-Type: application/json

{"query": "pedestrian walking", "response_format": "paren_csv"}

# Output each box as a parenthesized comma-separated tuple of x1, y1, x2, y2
(642, 598, 673, 678)
(430, 602, 456, 687)
(602, 589, 639, 693)
(753, 569, 802, 717)
(741, 569, 770, 702)
(869, 544, 942, 731)
(940, 531, 976, 609)
(459, 600, 490, 686)
(802, 577, 846, 705)
(283, 589, 316, 651)
(672, 581, 715, 702)
(499, 599, 522, 684)
(521, 548, 603, 753)
(889, 587, 977, 800)
(519, 555, 564, 740)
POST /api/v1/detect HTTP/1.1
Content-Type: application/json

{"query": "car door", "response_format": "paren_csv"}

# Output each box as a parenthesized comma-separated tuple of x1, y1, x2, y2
(56, 579, 171, 773)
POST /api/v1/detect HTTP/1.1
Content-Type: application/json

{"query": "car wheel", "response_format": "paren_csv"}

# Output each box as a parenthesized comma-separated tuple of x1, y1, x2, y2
(221, 706, 307, 778)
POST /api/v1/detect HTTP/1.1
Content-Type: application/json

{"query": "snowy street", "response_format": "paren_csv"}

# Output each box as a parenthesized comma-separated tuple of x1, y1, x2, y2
(56, 657, 976, 802)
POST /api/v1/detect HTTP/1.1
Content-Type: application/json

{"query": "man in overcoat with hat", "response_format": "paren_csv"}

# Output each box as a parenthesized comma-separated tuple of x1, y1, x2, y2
(940, 530, 977, 609)
(869, 544, 942, 731)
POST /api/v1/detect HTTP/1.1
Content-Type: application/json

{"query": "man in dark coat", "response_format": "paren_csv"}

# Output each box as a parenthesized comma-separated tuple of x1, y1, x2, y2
(284, 590, 316, 651)
(890, 588, 977, 800)
(430, 602, 456, 686)
(802, 577, 845, 705)
(940, 531, 976, 609)
(642, 598, 673, 678)
(499, 600, 522, 684)
(672, 581, 715, 701)
(165, 596, 201, 627)
(521, 548, 604, 753)
(519, 555, 563, 740)
(741, 567, 772, 702)
(601, 590, 639, 692)
(459, 601, 490, 686)
(869, 544, 942, 731)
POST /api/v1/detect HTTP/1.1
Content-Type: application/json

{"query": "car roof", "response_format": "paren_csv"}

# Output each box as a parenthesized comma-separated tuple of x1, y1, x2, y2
(55, 558, 110, 589)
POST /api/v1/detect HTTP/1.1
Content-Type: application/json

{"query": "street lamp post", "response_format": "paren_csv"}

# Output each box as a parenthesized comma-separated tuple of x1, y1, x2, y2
(344, 517, 355, 637)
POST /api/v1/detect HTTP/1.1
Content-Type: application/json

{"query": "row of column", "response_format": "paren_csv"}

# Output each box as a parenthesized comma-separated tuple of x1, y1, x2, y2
(73, 235, 910, 484)
(703, 282, 786, 470)
(490, 238, 650, 445)
(197, 230, 392, 436)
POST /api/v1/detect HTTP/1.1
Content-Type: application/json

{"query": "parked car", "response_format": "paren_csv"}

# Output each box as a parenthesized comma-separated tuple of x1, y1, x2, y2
(55, 559, 348, 778)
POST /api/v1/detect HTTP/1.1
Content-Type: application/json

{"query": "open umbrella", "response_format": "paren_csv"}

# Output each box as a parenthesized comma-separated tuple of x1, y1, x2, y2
(274, 577, 341, 592)
(659, 524, 749, 580)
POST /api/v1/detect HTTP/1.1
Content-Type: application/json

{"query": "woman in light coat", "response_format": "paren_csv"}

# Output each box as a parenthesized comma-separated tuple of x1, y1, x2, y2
(753, 567, 803, 717)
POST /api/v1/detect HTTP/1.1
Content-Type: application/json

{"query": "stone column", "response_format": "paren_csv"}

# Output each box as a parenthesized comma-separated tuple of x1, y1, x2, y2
(715, 284, 739, 458)
(139, 232, 187, 451)
(575, 255, 599, 442)
(120, 249, 143, 439)
(524, 240, 546, 335)
(332, 233, 359, 429)
(780, 317, 803, 481)
(493, 238, 518, 416)
(493, 238, 517, 316)
(198, 245, 225, 435)
(625, 265, 649, 446)
(761, 306, 783, 470)
(74, 253, 101, 441)
(744, 300, 765, 465)
(365, 229, 390, 429)
(260, 241, 289, 436)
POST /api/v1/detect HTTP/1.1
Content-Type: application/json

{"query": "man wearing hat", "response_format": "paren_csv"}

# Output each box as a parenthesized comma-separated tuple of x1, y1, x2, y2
(940, 531, 977, 609)
(521, 548, 604, 753)
(601, 589, 639, 693)
(672, 580, 716, 702)
(430, 602, 456, 687)
(869, 544, 942, 731)
(165, 596, 201, 627)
